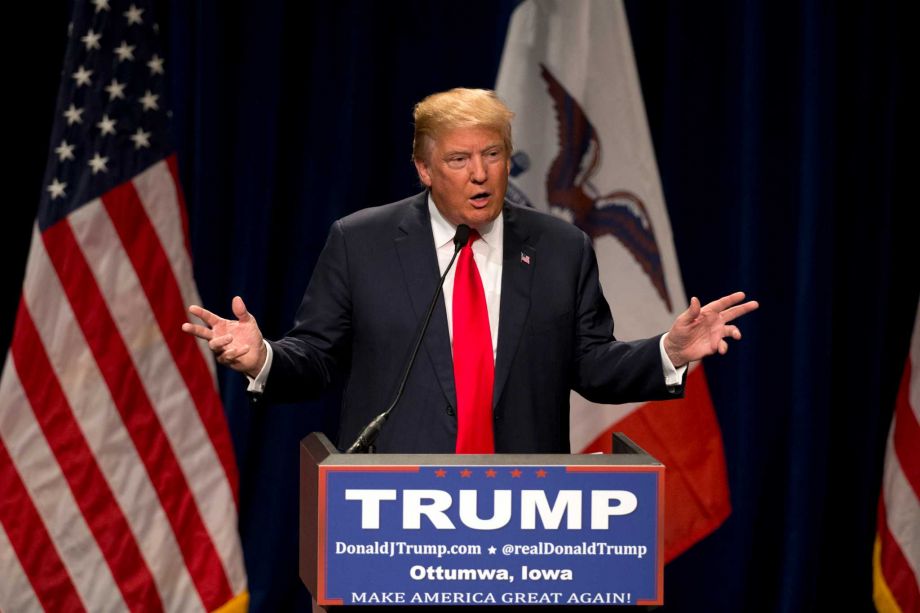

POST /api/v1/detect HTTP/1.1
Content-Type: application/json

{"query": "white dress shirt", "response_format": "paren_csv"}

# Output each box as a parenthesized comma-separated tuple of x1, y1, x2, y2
(428, 195, 502, 359)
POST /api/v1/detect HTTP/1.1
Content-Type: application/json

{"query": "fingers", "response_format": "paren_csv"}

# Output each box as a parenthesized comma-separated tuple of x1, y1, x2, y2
(182, 298, 259, 373)
(231, 296, 252, 322)
(187, 296, 253, 330)
(207, 332, 250, 364)
(725, 324, 742, 341)
(698, 292, 758, 325)
(218, 344, 251, 364)
(680, 296, 701, 323)
(208, 334, 233, 352)
(713, 325, 741, 356)
(704, 291, 746, 313)
(721, 300, 759, 323)
(188, 304, 221, 326)
(181, 321, 213, 341)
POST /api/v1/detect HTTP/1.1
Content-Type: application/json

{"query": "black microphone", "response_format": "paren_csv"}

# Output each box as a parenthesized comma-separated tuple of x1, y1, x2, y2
(346, 224, 471, 453)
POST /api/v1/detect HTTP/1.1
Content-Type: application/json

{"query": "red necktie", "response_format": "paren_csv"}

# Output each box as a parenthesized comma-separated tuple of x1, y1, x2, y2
(452, 230, 495, 453)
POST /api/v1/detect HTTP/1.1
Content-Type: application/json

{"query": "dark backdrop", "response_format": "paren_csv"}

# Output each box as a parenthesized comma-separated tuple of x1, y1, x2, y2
(8, 1, 916, 611)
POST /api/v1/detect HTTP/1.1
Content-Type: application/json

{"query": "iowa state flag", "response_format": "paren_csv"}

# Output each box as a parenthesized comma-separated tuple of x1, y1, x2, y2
(0, 1, 247, 610)
(496, 0, 731, 561)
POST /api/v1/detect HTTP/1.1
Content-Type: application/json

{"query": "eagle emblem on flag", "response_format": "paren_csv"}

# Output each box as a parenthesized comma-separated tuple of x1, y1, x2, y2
(539, 64, 673, 313)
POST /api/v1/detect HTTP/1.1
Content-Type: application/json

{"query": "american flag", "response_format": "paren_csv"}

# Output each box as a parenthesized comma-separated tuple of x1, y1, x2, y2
(874, 302, 920, 613)
(0, 1, 247, 611)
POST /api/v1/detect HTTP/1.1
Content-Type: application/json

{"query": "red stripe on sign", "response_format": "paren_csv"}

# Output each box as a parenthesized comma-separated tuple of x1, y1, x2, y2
(41, 220, 233, 610)
(877, 496, 920, 612)
(103, 176, 239, 504)
(10, 300, 159, 612)
(893, 358, 920, 501)
(582, 365, 730, 562)
(566, 465, 662, 473)
(0, 434, 86, 612)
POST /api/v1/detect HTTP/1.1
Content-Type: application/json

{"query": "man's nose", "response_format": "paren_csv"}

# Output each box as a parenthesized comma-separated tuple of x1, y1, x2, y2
(469, 156, 487, 183)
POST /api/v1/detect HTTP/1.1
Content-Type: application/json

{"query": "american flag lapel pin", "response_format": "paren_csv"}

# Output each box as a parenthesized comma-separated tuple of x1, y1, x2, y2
(520, 252, 531, 265)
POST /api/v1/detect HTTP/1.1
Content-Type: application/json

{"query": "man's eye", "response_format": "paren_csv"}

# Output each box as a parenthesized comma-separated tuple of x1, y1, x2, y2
(447, 157, 467, 168)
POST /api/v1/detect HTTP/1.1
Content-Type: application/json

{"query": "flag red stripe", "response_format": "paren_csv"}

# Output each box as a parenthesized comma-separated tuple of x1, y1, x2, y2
(582, 366, 731, 561)
(893, 358, 920, 501)
(0, 436, 86, 612)
(103, 178, 239, 504)
(10, 300, 160, 612)
(877, 496, 920, 612)
(40, 220, 233, 610)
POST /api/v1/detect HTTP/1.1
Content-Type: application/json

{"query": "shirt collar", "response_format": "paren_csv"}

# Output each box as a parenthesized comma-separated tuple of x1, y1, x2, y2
(427, 193, 502, 249)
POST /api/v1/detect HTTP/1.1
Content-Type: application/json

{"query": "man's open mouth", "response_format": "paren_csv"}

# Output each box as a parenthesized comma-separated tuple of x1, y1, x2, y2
(470, 192, 491, 206)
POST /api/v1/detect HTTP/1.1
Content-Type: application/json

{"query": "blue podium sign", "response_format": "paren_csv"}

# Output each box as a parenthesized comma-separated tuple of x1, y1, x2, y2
(314, 463, 663, 606)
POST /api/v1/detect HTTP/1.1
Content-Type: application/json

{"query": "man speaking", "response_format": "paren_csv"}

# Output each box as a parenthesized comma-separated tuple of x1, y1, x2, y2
(182, 88, 757, 454)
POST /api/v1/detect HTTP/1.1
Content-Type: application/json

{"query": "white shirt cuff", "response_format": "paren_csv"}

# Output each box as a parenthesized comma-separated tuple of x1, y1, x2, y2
(659, 333, 687, 387)
(246, 340, 274, 393)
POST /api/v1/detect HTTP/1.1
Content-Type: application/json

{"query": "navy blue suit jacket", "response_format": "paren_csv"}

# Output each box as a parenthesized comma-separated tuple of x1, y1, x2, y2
(262, 192, 682, 453)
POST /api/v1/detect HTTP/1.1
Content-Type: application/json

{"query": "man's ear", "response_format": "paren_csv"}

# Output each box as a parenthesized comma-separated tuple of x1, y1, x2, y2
(414, 158, 432, 187)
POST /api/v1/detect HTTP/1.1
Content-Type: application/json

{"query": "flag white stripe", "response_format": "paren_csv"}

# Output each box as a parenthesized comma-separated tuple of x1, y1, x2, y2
(68, 198, 245, 595)
(133, 160, 216, 382)
(0, 359, 119, 612)
(883, 426, 920, 585)
(0, 521, 46, 612)
(21, 223, 205, 612)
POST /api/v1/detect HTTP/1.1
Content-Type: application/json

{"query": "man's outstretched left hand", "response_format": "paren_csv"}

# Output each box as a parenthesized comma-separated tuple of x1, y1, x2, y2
(664, 291, 759, 368)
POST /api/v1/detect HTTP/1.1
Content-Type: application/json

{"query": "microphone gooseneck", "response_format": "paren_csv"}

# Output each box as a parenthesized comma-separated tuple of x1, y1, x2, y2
(345, 224, 471, 453)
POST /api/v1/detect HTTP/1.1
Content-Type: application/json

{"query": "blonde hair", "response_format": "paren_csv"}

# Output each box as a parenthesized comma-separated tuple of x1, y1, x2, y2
(412, 88, 514, 162)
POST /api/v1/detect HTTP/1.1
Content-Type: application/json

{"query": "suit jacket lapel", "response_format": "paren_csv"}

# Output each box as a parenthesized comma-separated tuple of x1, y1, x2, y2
(494, 204, 535, 408)
(394, 193, 457, 408)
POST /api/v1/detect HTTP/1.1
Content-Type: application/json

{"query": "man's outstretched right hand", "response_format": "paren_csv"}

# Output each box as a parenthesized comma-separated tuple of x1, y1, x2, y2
(182, 296, 268, 378)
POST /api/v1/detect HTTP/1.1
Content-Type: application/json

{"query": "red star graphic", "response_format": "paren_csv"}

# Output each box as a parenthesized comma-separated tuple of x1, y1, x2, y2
(485, 469, 497, 478)
(510, 469, 522, 478)
(434, 469, 447, 478)
(460, 469, 472, 478)
(535, 469, 548, 478)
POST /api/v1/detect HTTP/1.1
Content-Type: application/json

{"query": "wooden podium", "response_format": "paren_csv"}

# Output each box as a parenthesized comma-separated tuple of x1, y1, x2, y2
(300, 433, 664, 607)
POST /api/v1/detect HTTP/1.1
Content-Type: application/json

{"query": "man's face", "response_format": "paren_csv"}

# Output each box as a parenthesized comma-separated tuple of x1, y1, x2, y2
(414, 126, 510, 229)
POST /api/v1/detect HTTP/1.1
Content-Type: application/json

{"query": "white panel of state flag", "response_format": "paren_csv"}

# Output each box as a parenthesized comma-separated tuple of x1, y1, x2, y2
(496, 0, 689, 450)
